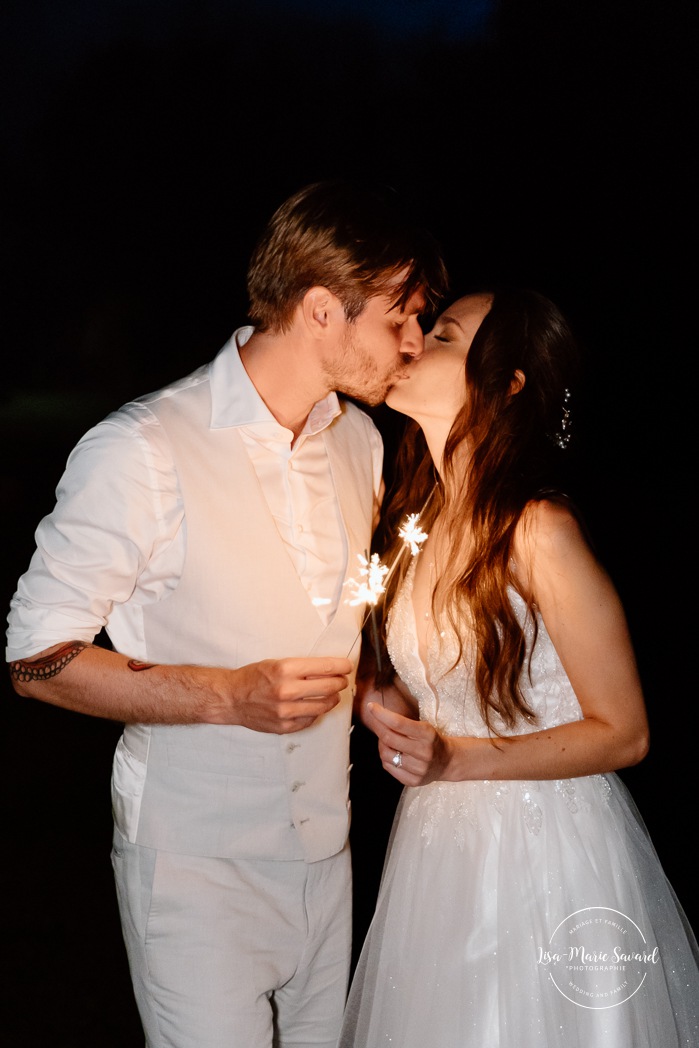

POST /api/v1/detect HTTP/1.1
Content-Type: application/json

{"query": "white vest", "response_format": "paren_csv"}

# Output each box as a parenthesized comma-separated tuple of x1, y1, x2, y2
(111, 375, 377, 863)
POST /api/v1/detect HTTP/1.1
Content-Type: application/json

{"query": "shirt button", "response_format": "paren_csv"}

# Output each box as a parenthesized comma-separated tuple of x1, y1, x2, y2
(291, 781, 306, 792)
(286, 742, 299, 753)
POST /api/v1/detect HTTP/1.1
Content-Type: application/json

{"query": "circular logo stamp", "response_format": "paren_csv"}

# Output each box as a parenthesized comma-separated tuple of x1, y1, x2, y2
(537, 906, 660, 1009)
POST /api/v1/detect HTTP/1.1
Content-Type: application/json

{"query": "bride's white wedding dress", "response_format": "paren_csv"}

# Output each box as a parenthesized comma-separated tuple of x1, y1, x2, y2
(339, 559, 699, 1047)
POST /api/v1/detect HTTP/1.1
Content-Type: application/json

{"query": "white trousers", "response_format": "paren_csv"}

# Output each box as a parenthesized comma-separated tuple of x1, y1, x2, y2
(111, 828, 352, 1048)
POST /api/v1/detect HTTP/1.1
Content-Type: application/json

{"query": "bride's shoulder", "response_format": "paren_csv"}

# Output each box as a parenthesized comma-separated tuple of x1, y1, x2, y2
(520, 496, 580, 535)
(513, 497, 590, 583)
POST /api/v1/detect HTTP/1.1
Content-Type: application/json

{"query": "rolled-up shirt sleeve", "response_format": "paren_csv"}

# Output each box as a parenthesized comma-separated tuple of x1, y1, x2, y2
(6, 403, 184, 662)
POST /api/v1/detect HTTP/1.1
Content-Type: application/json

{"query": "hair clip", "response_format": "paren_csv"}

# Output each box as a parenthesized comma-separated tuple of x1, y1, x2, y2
(551, 388, 572, 449)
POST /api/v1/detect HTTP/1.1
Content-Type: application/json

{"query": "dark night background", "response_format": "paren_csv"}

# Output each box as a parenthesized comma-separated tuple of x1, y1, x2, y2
(1, 1, 695, 1044)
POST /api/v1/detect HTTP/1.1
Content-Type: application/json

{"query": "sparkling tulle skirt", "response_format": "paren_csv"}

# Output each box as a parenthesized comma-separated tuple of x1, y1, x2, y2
(339, 772, 699, 1047)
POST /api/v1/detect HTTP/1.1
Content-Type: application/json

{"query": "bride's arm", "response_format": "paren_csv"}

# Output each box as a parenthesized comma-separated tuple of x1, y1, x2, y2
(368, 500, 649, 786)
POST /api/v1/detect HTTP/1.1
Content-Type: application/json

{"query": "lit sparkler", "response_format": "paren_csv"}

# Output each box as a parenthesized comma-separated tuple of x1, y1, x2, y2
(345, 550, 388, 674)
(397, 513, 428, 557)
(344, 551, 389, 607)
(344, 503, 432, 677)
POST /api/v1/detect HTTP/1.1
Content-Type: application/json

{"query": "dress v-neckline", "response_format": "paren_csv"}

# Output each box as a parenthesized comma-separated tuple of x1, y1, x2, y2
(405, 558, 441, 708)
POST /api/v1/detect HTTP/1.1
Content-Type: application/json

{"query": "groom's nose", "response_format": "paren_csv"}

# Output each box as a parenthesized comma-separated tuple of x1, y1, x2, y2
(400, 315, 425, 360)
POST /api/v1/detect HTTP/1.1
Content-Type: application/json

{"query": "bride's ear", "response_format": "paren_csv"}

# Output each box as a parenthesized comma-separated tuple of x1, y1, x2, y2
(509, 369, 526, 396)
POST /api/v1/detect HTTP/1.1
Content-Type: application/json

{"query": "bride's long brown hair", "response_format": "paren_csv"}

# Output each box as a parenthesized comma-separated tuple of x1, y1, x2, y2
(374, 287, 583, 733)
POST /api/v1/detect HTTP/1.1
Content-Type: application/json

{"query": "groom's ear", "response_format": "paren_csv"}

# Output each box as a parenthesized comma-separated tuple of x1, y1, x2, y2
(301, 286, 344, 337)
(509, 369, 526, 396)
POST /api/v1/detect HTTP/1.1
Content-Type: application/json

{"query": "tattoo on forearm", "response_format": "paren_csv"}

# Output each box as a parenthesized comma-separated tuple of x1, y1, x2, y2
(9, 641, 88, 682)
(127, 659, 156, 672)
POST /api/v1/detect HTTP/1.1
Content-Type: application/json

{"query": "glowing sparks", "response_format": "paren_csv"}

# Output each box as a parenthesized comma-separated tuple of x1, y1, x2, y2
(398, 513, 428, 556)
(344, 512, 428, 614)
(343, 501, 433, 680)
(344, 552, 389, 607)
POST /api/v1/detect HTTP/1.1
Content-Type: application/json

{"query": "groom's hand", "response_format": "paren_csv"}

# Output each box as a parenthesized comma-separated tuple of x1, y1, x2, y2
(216, 657, 353, 733)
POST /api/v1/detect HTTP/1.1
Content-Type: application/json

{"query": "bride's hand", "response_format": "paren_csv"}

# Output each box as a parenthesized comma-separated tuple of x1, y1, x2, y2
(355, 665, 419, 727)
(367, 701, 452, 785)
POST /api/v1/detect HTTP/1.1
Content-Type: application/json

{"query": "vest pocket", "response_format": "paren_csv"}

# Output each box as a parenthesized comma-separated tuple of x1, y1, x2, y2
(164, 724, 271, 777)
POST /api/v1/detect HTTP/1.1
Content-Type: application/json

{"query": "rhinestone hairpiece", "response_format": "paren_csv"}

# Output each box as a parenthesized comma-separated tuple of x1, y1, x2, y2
(552, 388, 572, 449)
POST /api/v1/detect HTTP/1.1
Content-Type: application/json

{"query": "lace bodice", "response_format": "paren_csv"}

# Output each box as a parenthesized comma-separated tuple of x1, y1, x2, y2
(387, 557, 583, 738)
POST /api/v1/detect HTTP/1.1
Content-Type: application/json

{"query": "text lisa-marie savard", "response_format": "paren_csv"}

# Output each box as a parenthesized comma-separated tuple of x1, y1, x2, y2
(537, 946, 659, 968)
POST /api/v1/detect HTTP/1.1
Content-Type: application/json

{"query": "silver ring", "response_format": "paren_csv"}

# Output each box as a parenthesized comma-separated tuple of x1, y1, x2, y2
(392, 751, 403, 768)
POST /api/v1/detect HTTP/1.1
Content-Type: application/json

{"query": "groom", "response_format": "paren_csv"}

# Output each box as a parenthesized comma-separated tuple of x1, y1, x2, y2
(7, 179, 447, 1048)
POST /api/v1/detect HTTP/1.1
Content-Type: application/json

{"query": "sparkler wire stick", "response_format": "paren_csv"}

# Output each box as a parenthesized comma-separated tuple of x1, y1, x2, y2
(366, 550, 384, 675)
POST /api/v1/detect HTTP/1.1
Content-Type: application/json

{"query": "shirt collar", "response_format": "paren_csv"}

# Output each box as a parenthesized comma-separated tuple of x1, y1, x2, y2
(209, 327, 341, 437)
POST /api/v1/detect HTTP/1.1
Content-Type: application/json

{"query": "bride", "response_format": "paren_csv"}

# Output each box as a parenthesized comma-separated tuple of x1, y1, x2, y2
(339, 289, 699, 1046)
